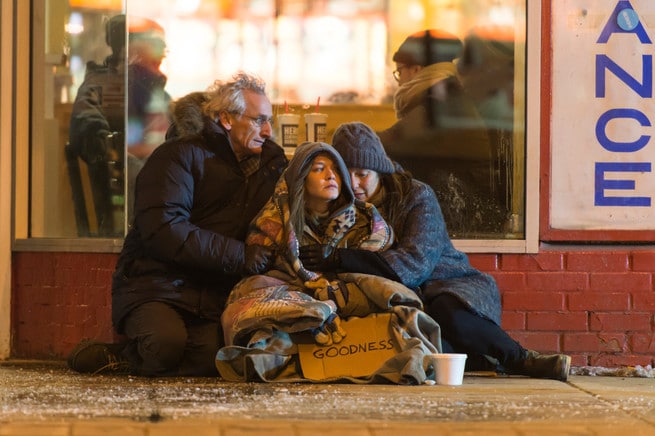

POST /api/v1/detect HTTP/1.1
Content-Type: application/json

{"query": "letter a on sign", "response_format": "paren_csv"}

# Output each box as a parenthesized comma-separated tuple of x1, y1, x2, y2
(597, 0, 652, 43)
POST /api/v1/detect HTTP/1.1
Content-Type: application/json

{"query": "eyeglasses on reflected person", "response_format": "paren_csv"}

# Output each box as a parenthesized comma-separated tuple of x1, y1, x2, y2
(392, 65, 409, 82)
(234, 112, 275, 128)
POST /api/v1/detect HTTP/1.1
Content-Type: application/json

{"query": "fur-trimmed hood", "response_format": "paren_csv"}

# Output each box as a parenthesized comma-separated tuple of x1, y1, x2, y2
(166, 91, 209, 139)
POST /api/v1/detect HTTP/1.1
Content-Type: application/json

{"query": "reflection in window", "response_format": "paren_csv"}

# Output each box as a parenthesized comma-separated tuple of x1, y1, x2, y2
(128, 0, 389, 104)
(33, 0, 525, 241)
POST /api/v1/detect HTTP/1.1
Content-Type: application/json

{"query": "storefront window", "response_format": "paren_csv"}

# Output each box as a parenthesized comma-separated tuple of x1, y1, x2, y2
(28, 0, 527, 243)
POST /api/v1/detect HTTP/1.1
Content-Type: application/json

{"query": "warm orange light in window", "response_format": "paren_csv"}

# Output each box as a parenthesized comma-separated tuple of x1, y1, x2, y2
(69, 0, 122, 10)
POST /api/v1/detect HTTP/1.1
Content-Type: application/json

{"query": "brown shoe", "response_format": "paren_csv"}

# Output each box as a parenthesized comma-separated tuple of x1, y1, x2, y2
(67, 339, 130, 375)
(508, 350, 571, 381)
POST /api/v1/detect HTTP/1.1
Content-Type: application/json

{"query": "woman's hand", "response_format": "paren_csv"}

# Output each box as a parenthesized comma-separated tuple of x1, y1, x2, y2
(299, 244, 341, 271)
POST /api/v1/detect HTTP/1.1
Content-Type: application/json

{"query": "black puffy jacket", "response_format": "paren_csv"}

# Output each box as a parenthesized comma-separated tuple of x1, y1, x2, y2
(111, 92, 288, 331)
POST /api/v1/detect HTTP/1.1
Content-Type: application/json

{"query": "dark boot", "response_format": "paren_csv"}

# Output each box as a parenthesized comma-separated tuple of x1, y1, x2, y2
(506, 350, 571, 381)
(67, 339, 131, 375)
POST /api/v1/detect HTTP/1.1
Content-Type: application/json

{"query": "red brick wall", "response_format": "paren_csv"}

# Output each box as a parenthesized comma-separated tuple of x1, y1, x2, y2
(11, 252, 118, 359)
(11, 250, 655, 368)
(470, 250, 655, 368)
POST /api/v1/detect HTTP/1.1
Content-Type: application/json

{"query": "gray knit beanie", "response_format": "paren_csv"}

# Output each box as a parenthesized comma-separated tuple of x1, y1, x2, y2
(332, 122, 395, 174)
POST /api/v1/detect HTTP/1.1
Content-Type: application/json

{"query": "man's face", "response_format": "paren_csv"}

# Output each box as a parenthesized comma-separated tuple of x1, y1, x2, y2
(348, 168, 380, 202)
(394, 63, 422, 85)
(221, 90, 273, 161)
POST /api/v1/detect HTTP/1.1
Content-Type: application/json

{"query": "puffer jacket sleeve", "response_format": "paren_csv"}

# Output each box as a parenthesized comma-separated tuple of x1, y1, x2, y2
(132, 141, 245, 274)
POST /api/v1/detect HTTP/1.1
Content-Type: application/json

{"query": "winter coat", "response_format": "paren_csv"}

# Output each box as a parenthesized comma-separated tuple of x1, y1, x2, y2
(69, 58, 171, 165)
(69, 56, 125, 165)
(378, 62, 491, 162)
(126, 62, 171, 151)
(111, 92, 288, 332)
(341, 173, 501, 325)
(377, 62, 504, 235)
(377, 175, 501, 324)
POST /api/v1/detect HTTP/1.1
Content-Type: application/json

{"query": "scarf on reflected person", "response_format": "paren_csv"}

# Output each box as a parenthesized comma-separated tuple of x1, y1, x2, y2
(393, 61, 458, 119)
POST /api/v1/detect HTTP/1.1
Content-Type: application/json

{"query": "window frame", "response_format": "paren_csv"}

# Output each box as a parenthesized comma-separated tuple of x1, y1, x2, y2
(10, 0, 540, 254)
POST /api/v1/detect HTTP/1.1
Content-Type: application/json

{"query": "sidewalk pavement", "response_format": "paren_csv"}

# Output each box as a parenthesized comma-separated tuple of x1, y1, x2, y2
(1, 360, 654, 435)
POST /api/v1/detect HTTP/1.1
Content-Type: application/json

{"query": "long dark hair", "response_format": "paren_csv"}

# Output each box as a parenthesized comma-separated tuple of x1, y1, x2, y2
(380, 168, 414, 227)
(288, 159, 312, 239)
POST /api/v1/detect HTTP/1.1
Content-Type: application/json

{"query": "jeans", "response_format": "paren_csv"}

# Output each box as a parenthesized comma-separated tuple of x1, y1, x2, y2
(426, 293, 526, 371)
(122, 301, 221, 376)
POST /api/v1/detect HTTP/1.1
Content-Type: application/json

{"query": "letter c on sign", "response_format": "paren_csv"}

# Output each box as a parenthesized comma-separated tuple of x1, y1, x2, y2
(596, 108, 651, 152)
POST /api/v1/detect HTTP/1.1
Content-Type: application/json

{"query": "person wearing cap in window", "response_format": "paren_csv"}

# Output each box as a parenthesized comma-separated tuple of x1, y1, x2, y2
(379, 29, 503, 236)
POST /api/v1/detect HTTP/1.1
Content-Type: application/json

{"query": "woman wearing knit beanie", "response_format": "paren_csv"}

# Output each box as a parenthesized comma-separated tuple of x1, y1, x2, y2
(377, 29, 505, 236)
(300, 121, 571, 382)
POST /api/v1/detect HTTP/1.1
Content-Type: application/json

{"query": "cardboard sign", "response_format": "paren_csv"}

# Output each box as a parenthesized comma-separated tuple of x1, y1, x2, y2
(298, 313, 399, 380)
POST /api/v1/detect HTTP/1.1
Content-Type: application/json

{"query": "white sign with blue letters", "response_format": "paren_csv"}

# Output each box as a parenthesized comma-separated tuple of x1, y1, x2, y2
(551, 0, 655, 229)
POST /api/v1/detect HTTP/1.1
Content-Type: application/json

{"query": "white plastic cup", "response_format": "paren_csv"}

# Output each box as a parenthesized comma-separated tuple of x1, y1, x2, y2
(304, 113, 328, 142)
(431, 353, 467, 386)
(277, 113, 300, 147)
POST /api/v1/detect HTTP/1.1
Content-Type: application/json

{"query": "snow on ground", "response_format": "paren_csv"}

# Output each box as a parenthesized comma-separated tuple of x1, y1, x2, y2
(570, 365, 655, 378)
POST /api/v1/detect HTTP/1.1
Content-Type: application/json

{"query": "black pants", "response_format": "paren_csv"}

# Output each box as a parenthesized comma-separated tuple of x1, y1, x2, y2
(122, 301, 221, 376)
(426, 294, 526, 371)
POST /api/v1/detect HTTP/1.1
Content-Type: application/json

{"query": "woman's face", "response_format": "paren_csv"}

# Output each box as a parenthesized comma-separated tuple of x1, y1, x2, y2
(304, 154, 341, 212)
(348, 168, 380, 202)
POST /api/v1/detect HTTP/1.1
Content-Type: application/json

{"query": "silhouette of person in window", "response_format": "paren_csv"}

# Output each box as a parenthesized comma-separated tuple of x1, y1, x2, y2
(378, 29, 505, 237)
(125, 17, 172, 223)
(68, 14, 128, 236)
(68, 15, 171, 236)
